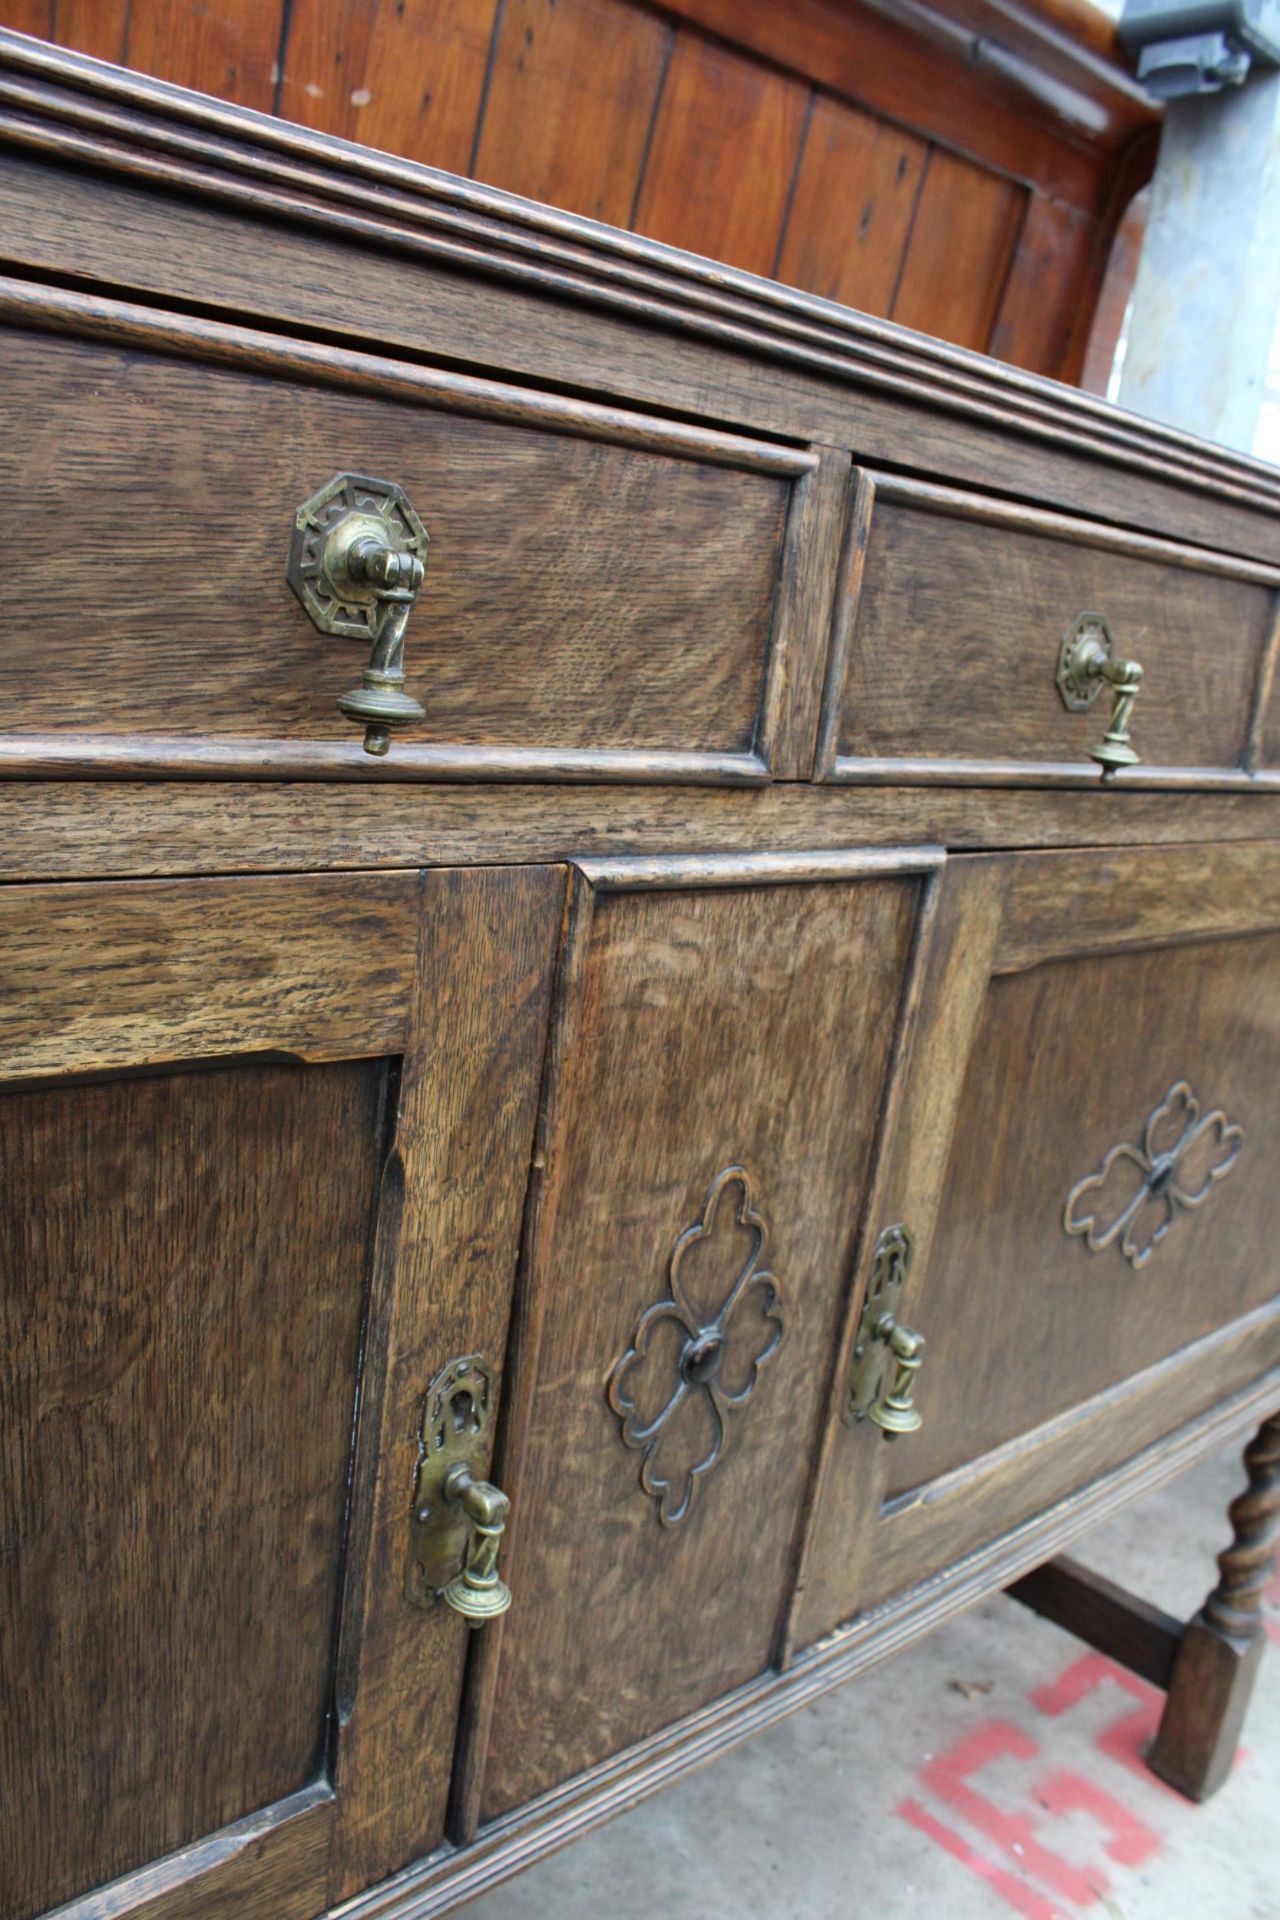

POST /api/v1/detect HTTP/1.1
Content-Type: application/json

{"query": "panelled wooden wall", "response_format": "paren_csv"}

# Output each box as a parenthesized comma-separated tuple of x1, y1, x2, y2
(1, 0, 1158, 384)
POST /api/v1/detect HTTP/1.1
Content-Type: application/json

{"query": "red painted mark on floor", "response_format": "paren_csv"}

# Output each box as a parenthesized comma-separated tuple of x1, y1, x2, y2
(919, 1722, 1112, 1905)
(1032, 1652, 1173, 1792)
(898, 1653, 1174, 1914)
(897, 1795, 1071, 1920)
(1032, 1769, 1160, 1867)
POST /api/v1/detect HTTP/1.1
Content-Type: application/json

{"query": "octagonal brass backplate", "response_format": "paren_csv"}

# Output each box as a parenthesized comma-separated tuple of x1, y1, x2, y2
(1056, 612, 1113, 712)
(405, 1354, 495, 1610)
(287, 472, 428, 641)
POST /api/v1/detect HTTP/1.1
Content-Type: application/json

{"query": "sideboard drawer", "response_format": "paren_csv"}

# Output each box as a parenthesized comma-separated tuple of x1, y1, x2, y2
(818, 475, 1280, 786)
(4, 318, 821, 781)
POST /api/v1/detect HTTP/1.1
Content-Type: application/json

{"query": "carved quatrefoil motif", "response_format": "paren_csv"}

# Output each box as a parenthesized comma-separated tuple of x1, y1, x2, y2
(607, 1166, 784, 1529)
(1064, 1080, 1244, 1271)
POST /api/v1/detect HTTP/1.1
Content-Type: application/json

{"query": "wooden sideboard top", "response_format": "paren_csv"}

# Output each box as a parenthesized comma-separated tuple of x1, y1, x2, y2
(0, 0, 1160, 386)
(1, 27, 1279, 567)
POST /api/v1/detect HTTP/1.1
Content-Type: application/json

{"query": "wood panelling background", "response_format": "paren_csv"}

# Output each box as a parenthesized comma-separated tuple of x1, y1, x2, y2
(2, 0, 1157, 381)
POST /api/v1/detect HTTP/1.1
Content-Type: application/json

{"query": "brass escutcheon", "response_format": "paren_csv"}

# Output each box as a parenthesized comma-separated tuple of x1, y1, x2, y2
(845, 1223, 926, 1437)
(406, 1355, 513, 1627)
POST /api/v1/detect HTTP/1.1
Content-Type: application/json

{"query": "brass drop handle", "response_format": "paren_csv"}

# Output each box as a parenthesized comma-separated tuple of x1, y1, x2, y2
(866, 1320, 925, 1436)
(438, 1465, 513, 1626)
(1056, 613, 1143, 783)
(405, 1354, 513, 1629)
(845, 1223, 926, 1438)
(287, 472, 429, 758)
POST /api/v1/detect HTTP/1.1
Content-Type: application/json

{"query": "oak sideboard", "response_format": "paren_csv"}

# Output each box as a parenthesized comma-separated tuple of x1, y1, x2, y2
(2, 30, 1279, 1920)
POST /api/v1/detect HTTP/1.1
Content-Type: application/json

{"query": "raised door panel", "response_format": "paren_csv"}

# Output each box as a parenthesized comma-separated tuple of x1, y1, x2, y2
(793, 844, 1280, 1650)
(473, 849, 935, 1822)
(2, 1059, 383, 1920)
(0, 865, 564, 1920)
(891, 933, 1280, 1487)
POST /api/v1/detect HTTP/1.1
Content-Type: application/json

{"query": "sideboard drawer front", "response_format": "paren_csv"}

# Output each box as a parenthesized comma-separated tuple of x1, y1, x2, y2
(821, 475, 1279, 784)
(479, 854, 928, 1819)
(4, 325, 810, 778)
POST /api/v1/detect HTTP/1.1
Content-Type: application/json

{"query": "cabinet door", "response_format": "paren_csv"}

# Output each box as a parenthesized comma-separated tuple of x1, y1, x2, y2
(0, 866, 562, 1920)
(465, 848, 935, 1824)
(795, 843, 1280, 1648)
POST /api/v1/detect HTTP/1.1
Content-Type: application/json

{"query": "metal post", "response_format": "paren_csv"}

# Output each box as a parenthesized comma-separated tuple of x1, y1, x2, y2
(1114, 2, 1280, 453)
(1118, 71, 1280, 451)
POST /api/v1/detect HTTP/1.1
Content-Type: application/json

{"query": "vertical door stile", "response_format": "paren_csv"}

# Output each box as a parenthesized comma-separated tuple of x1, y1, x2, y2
(790, 855, 1009, 1650)
(328, 864, 566, 1902)
(446, 863, 598, 1846)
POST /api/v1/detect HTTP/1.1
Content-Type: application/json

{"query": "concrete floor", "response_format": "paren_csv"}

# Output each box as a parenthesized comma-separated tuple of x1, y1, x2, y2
(468, 1443, 1280, 1920)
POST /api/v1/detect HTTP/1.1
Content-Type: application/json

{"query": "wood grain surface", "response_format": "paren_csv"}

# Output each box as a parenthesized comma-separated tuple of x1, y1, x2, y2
(47, 1787, 335, 1920)
(2, 782, 1278, 886)
(279, 0, 498, 174)
(756, 448, 854, 780)
(990, 193, 1097, 378)
(1, 26, 1278, 1918)
(0, 873, 420, 1083)
(3, 145, 1273, 567)
(892, 928, 1280, 1492)
(474, 0, 672, 226)
(0, 865, 565, 1914)
(796, 844, 1280, 1636)
(656, 0, 1151, 211)
(45, 0, 125, 60)
(0, 1058, 385, 1917)
(476, 862, 922, 1818)
(1150, 1409, 1280, 1798)
(631, 28, 810, 277)
(1256, 599, 1280, 769)
(990, 841, 1280, 972)
(121, 0, 284, 111)
(774, 93, 927, 317)
(863, 1303, 1280, 1610)
(47, 0, 284, 110)
(830, 479, 1277, 775)
(329, 865, 563, 1894)
(1006, 1555, 1182, 1689)
(333, 1365, 1280, 1920)
(788, 857, 1006, 1649)
(890, 149, 1026, 351)
(3, 327, 791, 761)
(0, 0, 1157, 378)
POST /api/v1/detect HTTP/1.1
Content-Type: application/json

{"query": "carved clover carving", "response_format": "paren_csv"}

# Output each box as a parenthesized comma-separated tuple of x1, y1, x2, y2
(606, 1166, 784, 1528)
(1064, 1080, 1243, 1271)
